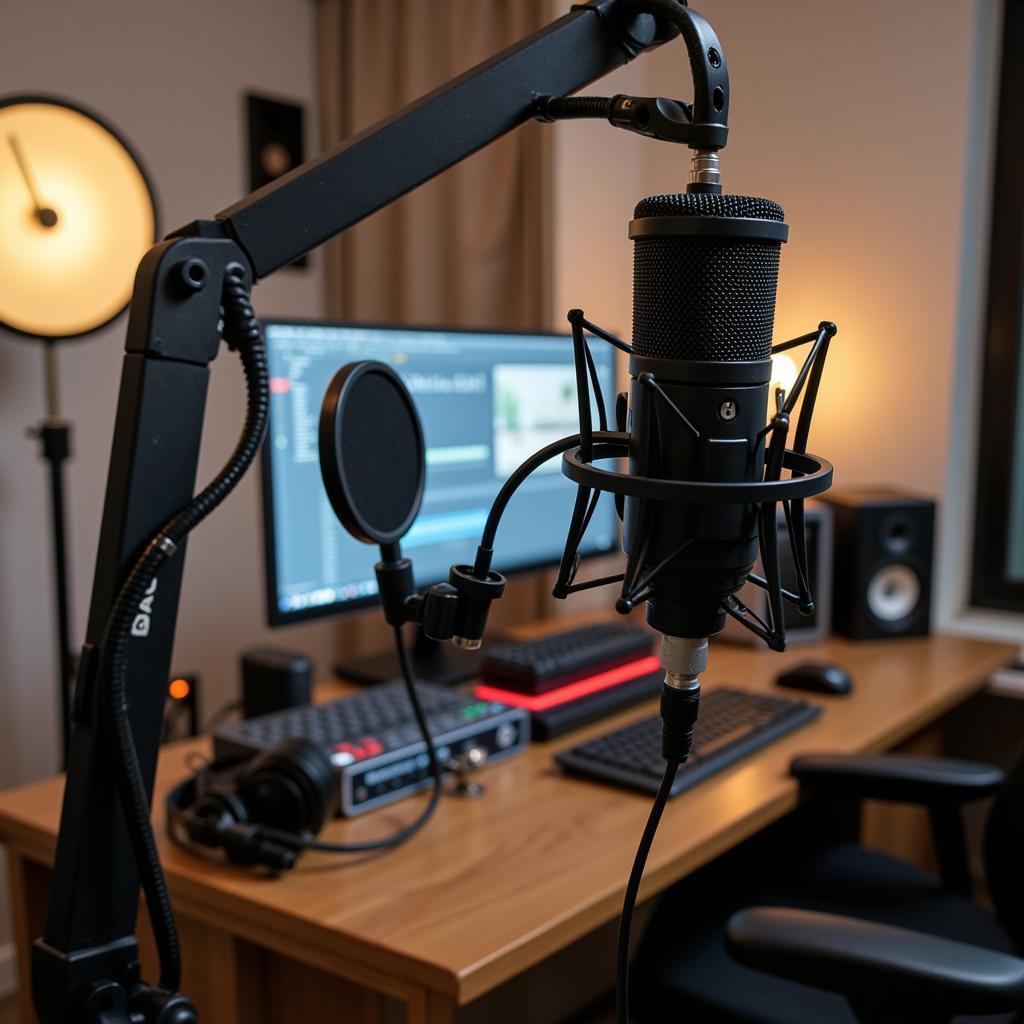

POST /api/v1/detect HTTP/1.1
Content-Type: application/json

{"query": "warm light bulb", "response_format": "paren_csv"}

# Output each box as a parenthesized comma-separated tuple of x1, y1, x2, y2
(770, 352, 799, 398)
(0, 98, 155, 338)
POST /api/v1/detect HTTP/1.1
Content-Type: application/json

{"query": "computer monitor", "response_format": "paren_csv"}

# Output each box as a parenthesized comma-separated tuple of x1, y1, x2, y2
(261, 320, 619, 681)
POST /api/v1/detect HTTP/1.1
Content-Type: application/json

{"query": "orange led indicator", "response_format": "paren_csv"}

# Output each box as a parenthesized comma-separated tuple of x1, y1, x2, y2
(168, 678, 191, 701)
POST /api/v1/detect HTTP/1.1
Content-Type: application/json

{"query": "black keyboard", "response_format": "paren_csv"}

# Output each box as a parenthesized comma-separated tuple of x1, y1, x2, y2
(214, 680, 529, 817)
(555, 688, 820, 797)
(482, 622, 653, 694)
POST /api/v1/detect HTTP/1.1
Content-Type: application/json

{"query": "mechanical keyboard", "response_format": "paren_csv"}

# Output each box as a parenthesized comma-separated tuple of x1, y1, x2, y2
(555, 687, 820, 797)
(481, 621, 653, 694)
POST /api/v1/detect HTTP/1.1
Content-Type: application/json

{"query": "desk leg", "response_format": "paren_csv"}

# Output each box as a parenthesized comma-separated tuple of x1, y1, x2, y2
(427, 992, 457, 1023)
(404, 990, 456, 1024)
(233, 941, 403, 1022)
(137, 911, 243, 1022)
(6, 851, 48, 1023)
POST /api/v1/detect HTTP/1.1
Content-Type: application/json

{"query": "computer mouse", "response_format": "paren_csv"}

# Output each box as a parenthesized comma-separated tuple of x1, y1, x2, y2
(775, 661, 853, 696)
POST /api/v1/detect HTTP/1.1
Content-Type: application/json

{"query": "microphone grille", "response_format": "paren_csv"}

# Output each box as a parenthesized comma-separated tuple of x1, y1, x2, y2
(632, 193, 784, 362)
(633, 193, 783, 220)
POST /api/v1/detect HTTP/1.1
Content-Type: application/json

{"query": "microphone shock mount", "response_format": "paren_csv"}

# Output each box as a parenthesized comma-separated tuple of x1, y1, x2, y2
(554, 312, 837, 654)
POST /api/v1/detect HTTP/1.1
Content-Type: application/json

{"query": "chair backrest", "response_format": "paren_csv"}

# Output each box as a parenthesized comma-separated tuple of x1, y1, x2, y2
(985, 739, 1024, 950)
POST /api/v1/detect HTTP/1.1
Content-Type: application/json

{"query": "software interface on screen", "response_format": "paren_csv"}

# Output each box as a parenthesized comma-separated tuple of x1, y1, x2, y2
(263, 322, 618, 622)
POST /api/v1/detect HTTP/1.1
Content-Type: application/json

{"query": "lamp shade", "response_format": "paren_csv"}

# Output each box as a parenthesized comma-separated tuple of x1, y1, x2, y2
(0, 96, 156, 340)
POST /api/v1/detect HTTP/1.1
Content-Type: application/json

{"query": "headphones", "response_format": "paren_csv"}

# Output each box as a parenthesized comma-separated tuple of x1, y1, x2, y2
(166, 738, 337, 871)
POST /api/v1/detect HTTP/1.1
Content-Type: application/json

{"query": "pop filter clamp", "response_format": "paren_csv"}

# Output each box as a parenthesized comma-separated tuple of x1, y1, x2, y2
(318, 361, 507, 649)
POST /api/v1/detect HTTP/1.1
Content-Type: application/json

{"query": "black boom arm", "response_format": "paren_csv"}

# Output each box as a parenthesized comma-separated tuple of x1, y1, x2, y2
(34, 3, 729, 1020)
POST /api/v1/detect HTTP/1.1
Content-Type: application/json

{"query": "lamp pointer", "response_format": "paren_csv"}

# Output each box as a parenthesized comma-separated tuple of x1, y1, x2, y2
(7, 132, 58, 228)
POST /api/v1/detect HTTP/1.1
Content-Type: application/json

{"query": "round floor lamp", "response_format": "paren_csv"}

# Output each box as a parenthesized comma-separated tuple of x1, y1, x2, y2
(0, 95, 157, 765)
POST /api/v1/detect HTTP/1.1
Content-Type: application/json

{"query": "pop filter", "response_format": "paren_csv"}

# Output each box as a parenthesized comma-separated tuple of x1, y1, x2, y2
(319, 360, 425, 546)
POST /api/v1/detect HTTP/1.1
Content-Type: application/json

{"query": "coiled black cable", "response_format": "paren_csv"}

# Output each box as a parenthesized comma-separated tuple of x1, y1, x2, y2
(99, 264, 268, 993)
(534, 95, 615, 121)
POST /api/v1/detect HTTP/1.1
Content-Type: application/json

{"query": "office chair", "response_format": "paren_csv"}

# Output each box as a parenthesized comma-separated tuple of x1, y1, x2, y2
(632, 744, 1024, 1023)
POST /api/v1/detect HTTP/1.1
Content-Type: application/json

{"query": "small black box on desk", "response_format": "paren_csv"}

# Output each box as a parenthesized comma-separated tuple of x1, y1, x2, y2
(240, 648, 313, 719)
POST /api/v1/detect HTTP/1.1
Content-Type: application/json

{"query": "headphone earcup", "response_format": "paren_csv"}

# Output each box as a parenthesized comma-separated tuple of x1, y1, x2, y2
(191, 785, 250, 826)
(171, 780, 251, 851)
(235, 738, 336, 836)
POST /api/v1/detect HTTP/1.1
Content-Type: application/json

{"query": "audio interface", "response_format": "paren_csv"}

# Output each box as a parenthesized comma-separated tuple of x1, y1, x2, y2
(213, 679, 529, 816)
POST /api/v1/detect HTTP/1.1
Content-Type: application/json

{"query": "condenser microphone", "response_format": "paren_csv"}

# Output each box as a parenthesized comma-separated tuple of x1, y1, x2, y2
(623, 190, 788, 699)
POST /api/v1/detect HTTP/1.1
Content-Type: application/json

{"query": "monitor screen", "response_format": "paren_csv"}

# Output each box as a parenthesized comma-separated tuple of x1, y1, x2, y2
(261, 321, 619, 625)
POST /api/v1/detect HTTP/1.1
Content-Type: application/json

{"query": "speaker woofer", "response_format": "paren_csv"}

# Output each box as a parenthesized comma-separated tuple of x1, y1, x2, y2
(866, 563, 922, 625)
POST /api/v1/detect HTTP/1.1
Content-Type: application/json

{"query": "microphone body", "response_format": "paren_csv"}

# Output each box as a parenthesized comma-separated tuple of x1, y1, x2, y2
(624, 192, 787, 674)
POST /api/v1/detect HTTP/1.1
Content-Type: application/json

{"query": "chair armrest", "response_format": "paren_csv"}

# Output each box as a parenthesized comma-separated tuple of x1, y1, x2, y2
(726, 907, 1024, 1018)
(790, 753, 1003, 804)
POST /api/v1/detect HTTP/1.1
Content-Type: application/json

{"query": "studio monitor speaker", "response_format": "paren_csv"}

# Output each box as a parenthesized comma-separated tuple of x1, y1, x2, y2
(820, 489, 935, 640)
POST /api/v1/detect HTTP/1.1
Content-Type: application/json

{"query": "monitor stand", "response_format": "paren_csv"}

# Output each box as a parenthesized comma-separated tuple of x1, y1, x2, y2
(334, 630, 498, 687)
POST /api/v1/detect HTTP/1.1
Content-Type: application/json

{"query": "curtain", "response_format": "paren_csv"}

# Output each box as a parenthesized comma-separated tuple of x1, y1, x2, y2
(317, 0, 552, 327)
(316, 0, 555, 655)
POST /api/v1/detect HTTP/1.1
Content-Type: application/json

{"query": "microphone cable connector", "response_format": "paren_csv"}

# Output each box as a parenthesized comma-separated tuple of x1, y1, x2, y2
(688, 148, 721, 189)
(659, 635, 707, 762)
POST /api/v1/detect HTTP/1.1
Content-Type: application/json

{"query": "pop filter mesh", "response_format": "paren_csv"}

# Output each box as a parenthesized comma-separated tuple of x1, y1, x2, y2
(338, 370, 422, 537)
(631, 193, 784, 362)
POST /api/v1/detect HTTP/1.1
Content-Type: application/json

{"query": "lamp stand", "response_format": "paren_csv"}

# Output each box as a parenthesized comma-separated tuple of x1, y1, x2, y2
(30, 341, 74, 768)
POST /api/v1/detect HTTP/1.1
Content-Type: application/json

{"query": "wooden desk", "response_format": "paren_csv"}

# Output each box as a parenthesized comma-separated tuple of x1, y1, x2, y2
(0, 633, 1013, 1022)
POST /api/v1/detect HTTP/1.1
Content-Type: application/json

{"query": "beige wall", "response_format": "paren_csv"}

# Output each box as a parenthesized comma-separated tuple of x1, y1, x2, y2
(646, 0, 982, 494)
(551, 0, 1002, 628)
(577, 0, 983, 495)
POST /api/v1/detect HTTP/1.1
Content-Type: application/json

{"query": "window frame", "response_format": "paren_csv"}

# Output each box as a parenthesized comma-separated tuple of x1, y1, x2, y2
(970, 0, 1024, 613)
